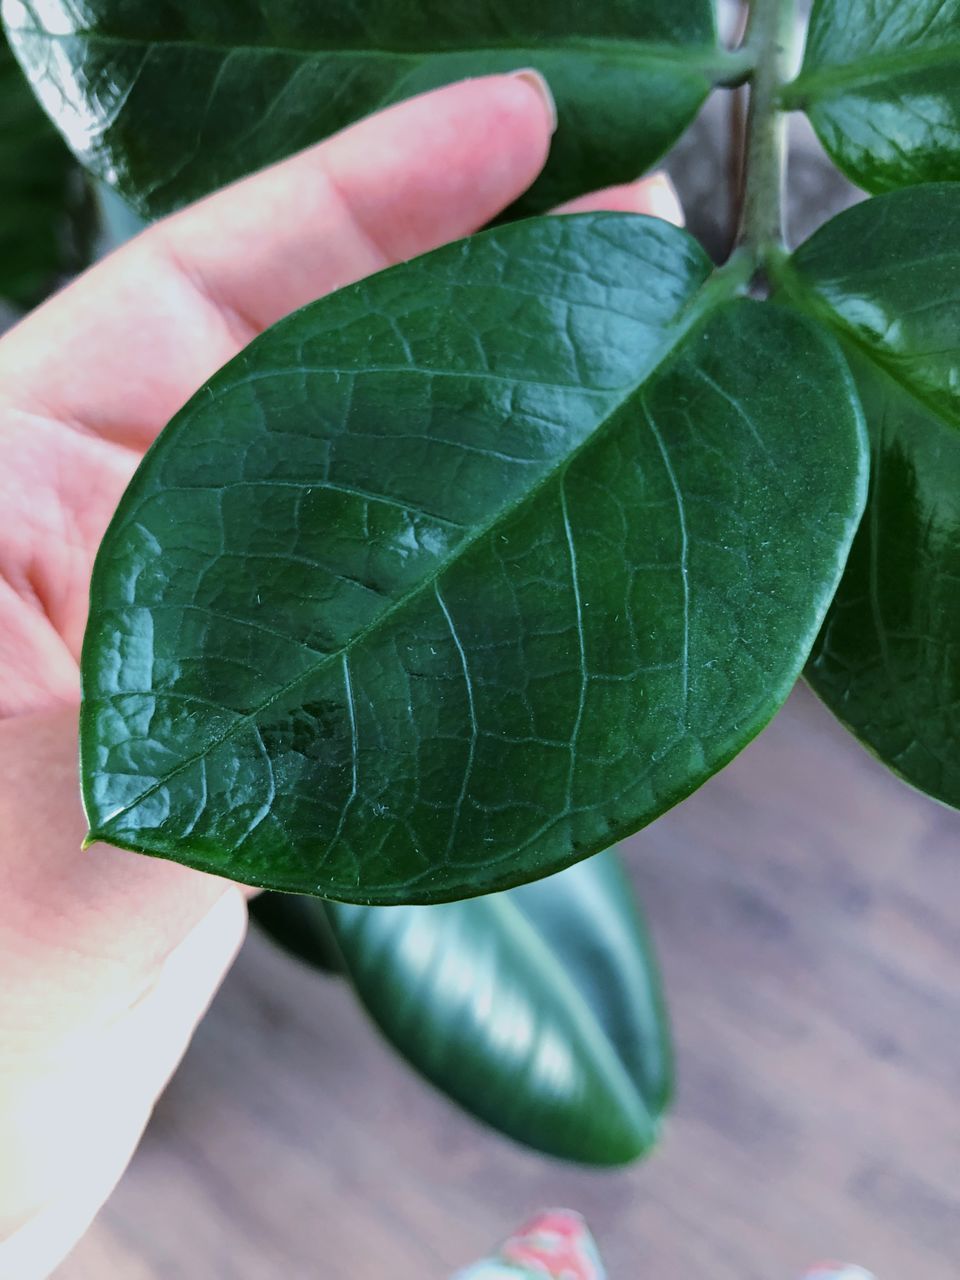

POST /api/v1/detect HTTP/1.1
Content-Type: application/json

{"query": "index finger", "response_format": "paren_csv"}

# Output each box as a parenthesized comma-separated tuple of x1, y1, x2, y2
(0, 72, 556, 447)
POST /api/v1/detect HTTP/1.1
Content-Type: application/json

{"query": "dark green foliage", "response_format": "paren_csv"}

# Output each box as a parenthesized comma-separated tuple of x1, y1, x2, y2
(79, 215, 867, 900)
(5, 0, 959, 1178)
(0, 26, 90, 307)
(253, 849, 671, 1164)
(3, 0, 734, 216)
(782, 187, 960, 809)
(787, 0, 960, 193)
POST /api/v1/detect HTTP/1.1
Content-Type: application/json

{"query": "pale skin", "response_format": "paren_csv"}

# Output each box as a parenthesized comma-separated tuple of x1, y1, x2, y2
(0, 74, 682, 1278)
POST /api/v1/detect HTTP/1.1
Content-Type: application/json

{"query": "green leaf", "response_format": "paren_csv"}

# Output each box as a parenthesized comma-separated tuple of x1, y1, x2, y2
(252, 849, 671, 1165)
(1, 0, 739, 217)
(0, 24, 90, 308)
(787, 0, 960, 193)
(80, 213, 867, 901)
(781, 185, 960, 810)
(250, 885, 344, 975)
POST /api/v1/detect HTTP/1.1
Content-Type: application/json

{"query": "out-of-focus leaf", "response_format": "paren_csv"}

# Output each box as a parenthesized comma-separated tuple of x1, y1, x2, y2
(0, 25, 90, 307)
(250, 889, 342, 974)
(254, 850, 671, 1166)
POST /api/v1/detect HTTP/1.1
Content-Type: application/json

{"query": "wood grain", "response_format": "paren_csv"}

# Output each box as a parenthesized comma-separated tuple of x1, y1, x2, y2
(54, 686, 960, 1279)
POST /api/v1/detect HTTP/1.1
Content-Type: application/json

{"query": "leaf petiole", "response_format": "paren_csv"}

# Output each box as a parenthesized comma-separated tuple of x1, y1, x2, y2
(737, 0, 798, 284)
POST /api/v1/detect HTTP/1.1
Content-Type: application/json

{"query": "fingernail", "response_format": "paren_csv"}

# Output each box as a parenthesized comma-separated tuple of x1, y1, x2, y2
(642, 172, 685, 227)
(511, 69, 558, 135)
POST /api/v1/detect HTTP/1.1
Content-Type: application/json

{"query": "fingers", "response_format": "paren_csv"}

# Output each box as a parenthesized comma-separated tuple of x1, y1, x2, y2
(0, 78, 683, 712)
(155, 68, 558, 337)
(0, 74, 556, 449)
(553, 172, 684, 223)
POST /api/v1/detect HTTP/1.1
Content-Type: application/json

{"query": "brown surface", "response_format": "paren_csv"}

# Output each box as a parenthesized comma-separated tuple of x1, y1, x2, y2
(54, 685, 960, 1279)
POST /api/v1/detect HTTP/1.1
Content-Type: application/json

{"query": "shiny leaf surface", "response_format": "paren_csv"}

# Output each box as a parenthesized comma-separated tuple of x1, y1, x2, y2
(253, 850, 671, 1165)
(784, 186, 960, 809)
(80, 213, 867, 902)
(0, 25, 89, 307)
(788, 0, 960, 192)
(2, 0, 733, 217)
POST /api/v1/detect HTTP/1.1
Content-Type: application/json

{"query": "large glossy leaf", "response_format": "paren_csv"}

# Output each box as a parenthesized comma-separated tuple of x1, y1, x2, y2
(780, 186, 960, 810)
(79, 213, 867, 903)
(253, 849, 670, 1165)
(0, 24, 89, 307)
(787, 0, 960, 193)
(0, 0, 740, 218)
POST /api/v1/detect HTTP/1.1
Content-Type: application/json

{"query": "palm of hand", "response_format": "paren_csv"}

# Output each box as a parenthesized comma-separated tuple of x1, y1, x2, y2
(0, 75, 674, 726)
(0, 77, 551, 717)
(0, 76, 685, 1278)
(0, 259, 246, 715)
(0, 374, 148, 714)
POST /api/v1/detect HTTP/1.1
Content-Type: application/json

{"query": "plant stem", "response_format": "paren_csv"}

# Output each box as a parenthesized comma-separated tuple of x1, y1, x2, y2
(737, 0, 796, 274)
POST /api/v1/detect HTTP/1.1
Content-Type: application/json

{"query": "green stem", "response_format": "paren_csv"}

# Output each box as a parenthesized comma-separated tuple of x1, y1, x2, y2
(737, 0, 796, 275)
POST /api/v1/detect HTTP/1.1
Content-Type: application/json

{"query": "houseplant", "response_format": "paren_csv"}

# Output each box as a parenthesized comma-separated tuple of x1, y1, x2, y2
(2, 0, 957, 1180)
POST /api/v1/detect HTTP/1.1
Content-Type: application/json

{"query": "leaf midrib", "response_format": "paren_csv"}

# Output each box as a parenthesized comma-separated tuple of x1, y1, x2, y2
(88, 252, 737, 839)
(510, 876, 669, 1108)
(11, 20, 734, 75)
(333, 891, 657, 1137)
(787, 42, 960, 103)
(490, 891, 657, 1133)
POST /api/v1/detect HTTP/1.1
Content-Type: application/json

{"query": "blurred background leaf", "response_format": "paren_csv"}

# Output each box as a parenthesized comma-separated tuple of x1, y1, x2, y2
(0, 26, 94, 310)
(252, 849, 672, 1166)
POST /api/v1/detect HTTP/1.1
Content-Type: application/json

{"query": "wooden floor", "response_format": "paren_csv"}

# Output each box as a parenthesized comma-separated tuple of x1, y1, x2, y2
(55, 685, 960, 1279)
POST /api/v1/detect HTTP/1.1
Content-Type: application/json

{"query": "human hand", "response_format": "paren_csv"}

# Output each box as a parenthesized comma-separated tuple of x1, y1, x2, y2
(0, 73, 681, 1278)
